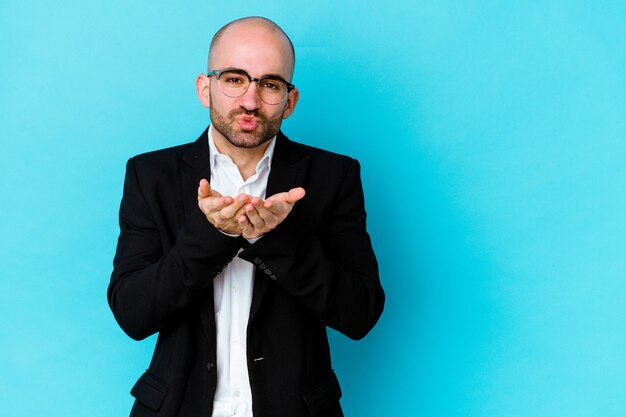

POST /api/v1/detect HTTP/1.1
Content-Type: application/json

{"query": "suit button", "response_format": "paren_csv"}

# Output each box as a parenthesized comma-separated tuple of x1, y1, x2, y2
(259, 263, 267, 270)
(264, 269, 273, 275)
(253, 258, 262, 265)
(206, 362, 214, 373)
(270, 274, 278, 281)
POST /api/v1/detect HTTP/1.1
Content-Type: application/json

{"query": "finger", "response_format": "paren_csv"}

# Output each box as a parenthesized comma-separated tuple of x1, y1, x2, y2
(244, 203, 265, 228)
(263, 187, 305, 212)
(198, 179, 225, 199)
(220, 194, 250, 218)
(233, 205, 247, 219)
(238, 214, 256, 238)
(255, 207, 281, 232)
(220, 196, 234, 206)
(198, 179, 211, 200)
(262, 199, 289, 214)
(287, 187, 306, 204)
(264, 188, 305, 204)
(199, 195, 231, 213)
(248, 196, 267, 213)
(250, 196, 264, 206)
(265, 191, 288, 203)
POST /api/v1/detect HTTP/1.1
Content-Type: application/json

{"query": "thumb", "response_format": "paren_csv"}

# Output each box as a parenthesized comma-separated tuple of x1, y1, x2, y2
(198, 179, 211, 200)
(287, 187, 306, 204)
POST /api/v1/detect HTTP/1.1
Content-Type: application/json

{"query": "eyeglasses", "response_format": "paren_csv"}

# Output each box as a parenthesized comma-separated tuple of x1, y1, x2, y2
(207, 68, 295, 105)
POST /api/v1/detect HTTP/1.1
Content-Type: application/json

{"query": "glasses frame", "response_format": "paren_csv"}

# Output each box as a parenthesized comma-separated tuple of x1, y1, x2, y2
(207, 68, 295, 105)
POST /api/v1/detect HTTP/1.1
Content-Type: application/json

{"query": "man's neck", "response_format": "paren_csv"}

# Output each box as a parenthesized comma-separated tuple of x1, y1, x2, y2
(212, 127, 272, 181)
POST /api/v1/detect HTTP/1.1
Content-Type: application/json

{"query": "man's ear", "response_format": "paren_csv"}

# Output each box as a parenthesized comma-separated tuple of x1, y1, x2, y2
(196, 73, 211, 108)
(282, 87, 299, 119)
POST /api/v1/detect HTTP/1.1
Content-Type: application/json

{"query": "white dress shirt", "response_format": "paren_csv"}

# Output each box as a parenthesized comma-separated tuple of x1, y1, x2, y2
(208, 126, 275, 417)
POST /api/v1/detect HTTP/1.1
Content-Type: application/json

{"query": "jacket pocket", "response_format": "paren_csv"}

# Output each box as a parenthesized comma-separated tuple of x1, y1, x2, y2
(130, 371, 169, 411)
(302, 370, 343, 416)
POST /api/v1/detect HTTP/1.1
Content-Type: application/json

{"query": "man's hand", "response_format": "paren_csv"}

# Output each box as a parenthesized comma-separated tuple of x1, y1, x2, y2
(238, 187, 306, 239)
(197, 179, 249, 235)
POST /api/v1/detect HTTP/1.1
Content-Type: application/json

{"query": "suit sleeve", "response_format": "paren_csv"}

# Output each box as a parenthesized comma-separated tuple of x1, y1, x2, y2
(239, 158, 384, 340)
(107, 158, 244, 340)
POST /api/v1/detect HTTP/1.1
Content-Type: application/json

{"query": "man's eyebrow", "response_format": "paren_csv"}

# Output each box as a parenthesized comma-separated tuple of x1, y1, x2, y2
(225, 68, 288, 81)
(261, 73, 289, 80)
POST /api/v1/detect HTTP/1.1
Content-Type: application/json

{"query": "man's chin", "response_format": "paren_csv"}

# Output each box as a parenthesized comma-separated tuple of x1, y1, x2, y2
(227, 132, 272, 149)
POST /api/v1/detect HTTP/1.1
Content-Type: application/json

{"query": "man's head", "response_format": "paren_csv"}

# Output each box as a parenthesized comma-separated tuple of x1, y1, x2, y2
(208, 17, 295, 81)
(196, 17, 299, 149)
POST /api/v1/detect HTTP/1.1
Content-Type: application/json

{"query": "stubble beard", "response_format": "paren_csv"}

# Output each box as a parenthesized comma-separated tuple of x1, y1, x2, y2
(209, 96, 284, 149)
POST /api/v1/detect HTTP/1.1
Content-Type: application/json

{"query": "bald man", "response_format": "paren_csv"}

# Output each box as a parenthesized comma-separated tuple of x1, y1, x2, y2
(109, 17, 384, 417)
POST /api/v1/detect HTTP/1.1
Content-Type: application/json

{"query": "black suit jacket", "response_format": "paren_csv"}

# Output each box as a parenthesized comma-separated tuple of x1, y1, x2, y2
(108, 128, 384, 417)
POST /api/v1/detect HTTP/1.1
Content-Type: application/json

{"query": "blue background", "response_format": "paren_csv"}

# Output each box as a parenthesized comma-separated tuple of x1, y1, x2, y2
(1, 1, 625, 416)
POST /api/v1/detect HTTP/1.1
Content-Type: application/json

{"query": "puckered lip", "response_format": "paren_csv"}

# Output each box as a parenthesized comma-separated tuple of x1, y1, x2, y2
(237, 114, 259, 130)
(239, 114, 258, 122)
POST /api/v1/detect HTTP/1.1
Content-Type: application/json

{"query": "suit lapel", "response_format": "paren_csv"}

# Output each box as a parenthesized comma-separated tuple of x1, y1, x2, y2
(179, 128, 216, 346)
(249, 131, 310, 323)
(181, 128, 211, 219)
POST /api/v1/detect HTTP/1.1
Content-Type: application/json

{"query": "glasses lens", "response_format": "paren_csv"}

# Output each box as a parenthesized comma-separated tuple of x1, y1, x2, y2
(217, 70, 249, 98)
(215, 70, 289, 104)
(257, 77, 288, 104)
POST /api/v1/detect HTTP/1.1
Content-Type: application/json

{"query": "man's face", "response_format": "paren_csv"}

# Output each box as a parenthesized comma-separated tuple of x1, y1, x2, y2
(199, 23, 298, 149)
(208, 89, 284, 149)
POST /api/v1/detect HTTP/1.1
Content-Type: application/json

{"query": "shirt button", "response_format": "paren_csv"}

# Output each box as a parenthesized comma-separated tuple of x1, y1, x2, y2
(206, 361, 214, 373)
(234, 390, 240, 397)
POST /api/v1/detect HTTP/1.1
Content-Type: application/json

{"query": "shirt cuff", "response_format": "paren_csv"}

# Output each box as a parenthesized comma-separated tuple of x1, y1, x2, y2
(217, 229, 263, 243)
(218, 229, 242, 238)
(246, 235, 264, 244)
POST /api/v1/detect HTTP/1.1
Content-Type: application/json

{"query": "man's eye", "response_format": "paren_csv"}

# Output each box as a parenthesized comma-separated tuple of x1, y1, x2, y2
(261, 80, 281, 91)
(223, 75, 245, 85)
(220, 71, 248, 86)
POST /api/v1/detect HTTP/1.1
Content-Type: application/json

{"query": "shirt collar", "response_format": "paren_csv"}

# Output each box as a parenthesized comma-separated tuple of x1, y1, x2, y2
(208, 125, 276, 174)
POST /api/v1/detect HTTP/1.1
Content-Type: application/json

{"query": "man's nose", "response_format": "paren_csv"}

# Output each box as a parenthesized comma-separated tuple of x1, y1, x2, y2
(239, 81, 261, 111)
